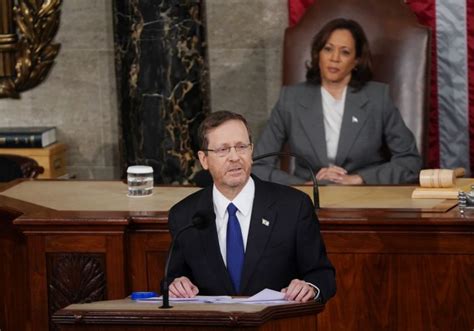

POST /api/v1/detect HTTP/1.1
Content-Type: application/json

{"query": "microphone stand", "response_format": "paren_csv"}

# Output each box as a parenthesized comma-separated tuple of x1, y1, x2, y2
(160, 213, 209, 309)
(253, 152, 320, 209)
(160, 223, 193, 309)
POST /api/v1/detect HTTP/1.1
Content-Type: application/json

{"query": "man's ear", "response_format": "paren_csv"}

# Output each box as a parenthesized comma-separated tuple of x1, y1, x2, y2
(198, 151, 209, 170)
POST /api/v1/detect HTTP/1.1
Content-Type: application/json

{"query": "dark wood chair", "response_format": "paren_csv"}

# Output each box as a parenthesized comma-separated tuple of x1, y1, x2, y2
(282, 0, 431, 165)
(0, 154, 44, 182)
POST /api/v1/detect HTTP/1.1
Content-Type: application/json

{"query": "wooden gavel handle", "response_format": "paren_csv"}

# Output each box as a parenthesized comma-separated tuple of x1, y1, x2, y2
(453, 167, 465, 178)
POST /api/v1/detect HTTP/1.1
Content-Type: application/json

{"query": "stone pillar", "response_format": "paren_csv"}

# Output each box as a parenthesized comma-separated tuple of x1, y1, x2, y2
(113, 0, 210, 184)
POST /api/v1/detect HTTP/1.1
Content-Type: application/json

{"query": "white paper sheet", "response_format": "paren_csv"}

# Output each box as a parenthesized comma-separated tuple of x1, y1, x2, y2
(135, 288, 288, 304)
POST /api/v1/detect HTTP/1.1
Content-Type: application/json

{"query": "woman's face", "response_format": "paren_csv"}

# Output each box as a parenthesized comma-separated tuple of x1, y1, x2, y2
(318, 29, 359, 86)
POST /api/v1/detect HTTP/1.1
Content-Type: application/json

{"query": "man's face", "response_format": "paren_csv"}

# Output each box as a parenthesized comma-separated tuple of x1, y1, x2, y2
(198, 119, 253, 199)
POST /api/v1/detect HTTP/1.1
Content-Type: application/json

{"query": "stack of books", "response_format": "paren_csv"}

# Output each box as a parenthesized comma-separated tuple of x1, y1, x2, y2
(0, 126, 57, 148)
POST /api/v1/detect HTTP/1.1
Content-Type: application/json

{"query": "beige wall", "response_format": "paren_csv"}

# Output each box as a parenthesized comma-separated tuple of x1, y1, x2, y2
(0, 0, 119, 179)
(0, 0, 287, 179)
(206, 0, 287, 138)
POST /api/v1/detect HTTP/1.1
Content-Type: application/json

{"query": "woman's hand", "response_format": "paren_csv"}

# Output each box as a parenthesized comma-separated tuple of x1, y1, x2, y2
(315, 166, 364, 185)
(316, 165, 347, 182)
(336, 174, 364, 185)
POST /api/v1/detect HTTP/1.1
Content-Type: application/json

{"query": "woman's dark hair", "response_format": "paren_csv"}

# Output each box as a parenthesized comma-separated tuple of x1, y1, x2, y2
(306, 18, 373, 90)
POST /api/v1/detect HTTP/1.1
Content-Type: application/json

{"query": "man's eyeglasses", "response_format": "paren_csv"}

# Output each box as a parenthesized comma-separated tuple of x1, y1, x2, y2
(203, 143, 253, 157)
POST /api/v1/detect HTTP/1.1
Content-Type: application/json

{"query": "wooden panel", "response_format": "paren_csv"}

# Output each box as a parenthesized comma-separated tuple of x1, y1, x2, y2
(296, 184, 473, 211)
(57, 327, 258, 331)
(0, 212, 30, 331)
(26, 232, 127, 331)
(128, 233, 149, 292)
(52, 299, 323, 330)
(317, 253, 474, 331)
(128, 232, 171, 293)
(57, 316, 317, 331)
(146, 250, 168, 293)
(1, 181, 200, 211)
(323, 231, 474, 254)
(47, 253, 107, 331)
(2, 181, 473, 331)
(46, 235, 107, 251)
(106, 234, 126, 299)
(7, 180, 474, 212)
(57, 327, 241, 331)
(58, 316, 317, 331)
(28, 234, 49, 331)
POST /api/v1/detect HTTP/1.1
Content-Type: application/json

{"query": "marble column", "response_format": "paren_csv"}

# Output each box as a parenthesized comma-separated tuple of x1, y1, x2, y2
(113, 0, 209, 184)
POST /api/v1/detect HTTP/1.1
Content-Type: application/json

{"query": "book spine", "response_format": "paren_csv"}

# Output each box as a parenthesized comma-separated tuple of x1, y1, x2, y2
(0, 134, 43, 147)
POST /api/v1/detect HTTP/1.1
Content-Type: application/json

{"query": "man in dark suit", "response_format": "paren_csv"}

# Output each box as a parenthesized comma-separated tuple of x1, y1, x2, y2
(168, 111, 336, 303)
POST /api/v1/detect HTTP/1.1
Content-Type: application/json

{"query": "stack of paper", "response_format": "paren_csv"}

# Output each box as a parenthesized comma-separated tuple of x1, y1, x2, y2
(135, 288, 289, 305)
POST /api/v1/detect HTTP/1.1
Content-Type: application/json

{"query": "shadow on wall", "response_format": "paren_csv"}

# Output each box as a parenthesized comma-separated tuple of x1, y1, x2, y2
(66, 142, 121, 179)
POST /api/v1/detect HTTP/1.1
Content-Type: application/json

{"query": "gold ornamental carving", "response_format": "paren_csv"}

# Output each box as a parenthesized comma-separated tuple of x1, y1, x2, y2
(0, 0, 62, 98)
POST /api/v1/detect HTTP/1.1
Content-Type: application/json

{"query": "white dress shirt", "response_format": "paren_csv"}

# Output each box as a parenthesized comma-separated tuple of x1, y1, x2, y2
(213, 177, 255, 266)
(321, 86, 347, 164)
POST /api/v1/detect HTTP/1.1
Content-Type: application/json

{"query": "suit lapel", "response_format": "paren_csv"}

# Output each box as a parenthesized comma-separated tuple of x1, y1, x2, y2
(297, 85, 329, 166)
(239, 177, 276, 294)
(196, 187, 235, 294)
(335, 87, 369, 165)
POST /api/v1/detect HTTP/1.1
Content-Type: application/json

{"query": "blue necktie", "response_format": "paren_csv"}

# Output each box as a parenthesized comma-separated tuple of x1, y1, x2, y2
(226, 203, 244, 292)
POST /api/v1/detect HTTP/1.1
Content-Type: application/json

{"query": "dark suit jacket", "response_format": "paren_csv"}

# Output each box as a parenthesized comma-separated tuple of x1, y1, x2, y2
(167, 176, 336, 302)
(252, 81, 422, 184)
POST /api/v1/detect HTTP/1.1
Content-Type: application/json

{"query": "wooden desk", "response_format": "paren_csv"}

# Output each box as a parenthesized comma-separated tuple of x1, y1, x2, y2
(0, 180, 473, 331)
(52, 298, 324, 330)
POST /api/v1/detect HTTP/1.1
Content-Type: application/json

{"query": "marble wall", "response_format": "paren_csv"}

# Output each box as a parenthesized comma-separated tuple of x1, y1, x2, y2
(114, 0, 209, 184)
(0, 0, 288, 180)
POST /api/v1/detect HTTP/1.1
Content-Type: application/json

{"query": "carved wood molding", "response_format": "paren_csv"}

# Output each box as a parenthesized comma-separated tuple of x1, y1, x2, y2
(0, 0, 62, 98)
(47, 253, 106, 331)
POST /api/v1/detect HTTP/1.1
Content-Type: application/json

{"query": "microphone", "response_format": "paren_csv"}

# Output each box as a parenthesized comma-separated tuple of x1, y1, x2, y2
(160, 211, 209, 309)
(193, 168, 213, 187)
(253, 152, 320, 209)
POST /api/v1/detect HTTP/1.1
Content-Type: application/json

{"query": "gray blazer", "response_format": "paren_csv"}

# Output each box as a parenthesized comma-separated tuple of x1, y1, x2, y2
(252, 81, 422, 184)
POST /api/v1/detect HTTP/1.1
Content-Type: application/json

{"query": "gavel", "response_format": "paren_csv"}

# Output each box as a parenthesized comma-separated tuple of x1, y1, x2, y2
(419, 168, 465, 188)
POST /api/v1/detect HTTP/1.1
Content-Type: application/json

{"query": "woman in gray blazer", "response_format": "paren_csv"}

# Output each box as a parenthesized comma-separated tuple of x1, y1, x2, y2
(253, 18, 422, 185)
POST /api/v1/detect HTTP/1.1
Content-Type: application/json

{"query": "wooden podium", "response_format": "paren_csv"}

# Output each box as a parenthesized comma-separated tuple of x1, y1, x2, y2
(52, 298, 324, 330)
(1, 180, 473, 331)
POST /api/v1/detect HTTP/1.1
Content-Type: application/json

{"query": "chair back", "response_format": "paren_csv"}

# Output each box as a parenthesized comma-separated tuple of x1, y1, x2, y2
(0, 155, 44, 182)
(283, 0, 430, 161)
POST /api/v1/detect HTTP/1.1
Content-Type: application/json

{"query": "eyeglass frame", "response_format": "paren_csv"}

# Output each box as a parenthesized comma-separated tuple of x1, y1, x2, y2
(202, 143, 253, 157)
